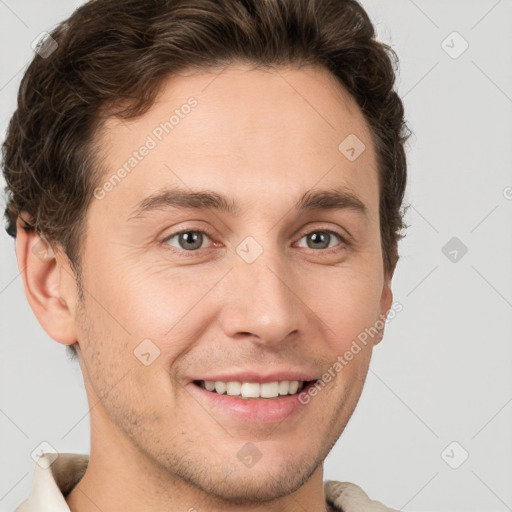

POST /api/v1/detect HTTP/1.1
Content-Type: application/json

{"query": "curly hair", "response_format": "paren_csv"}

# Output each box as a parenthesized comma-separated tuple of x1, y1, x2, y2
(2, 0, 409, 357)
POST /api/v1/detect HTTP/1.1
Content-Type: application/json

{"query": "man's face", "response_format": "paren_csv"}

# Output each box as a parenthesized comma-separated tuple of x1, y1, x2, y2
(70, 64, 392, 501)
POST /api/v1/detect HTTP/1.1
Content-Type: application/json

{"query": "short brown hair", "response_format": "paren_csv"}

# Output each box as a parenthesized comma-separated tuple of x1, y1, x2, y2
(2, 0, 409, 356)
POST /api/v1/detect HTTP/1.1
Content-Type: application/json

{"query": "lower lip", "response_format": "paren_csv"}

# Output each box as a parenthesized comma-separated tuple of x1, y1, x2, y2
(187, 382, 314, 424)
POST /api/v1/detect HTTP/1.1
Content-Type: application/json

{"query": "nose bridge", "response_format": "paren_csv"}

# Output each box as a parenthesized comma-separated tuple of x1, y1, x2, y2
(218, 242, 300, 344)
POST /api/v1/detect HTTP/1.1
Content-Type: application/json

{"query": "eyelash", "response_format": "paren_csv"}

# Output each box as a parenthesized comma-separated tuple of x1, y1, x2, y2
(160, 227, 349, 256)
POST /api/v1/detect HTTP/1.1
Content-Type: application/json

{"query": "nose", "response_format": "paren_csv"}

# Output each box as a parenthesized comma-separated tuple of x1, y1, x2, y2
(217, 248, 301, 347)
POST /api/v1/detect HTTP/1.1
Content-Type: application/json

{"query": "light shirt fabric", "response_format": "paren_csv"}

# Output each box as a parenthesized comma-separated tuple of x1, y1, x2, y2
(16, 453, 398, 512)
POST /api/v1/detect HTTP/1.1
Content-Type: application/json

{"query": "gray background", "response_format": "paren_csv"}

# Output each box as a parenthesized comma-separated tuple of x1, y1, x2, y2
(1, 1, 511, 511)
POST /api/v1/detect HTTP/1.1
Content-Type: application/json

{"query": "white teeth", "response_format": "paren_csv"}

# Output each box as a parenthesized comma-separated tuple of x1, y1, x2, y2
(199, 380, 306, 398)
(260, 382, 279, 398)
(214, 381, 227, 394)
(204, 381, 216, 391)
(226, 382, 241, 395)
(288, 381, 299, 394)
(278, 381, 290, 395)
(241, 382, 260, 398)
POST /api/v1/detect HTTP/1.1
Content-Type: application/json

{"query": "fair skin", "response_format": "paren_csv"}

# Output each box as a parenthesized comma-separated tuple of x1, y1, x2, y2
(16, 63, 394, 512)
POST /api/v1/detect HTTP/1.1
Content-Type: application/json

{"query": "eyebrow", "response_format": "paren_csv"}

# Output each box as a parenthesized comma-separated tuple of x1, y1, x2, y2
(127, 185, 369, 221)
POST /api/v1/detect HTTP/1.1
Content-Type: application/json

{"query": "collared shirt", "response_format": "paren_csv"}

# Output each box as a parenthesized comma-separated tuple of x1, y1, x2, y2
(16, 453, 397, 512)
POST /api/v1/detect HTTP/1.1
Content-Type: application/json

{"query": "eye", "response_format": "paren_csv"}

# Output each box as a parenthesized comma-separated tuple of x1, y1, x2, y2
(161, 227, 347, 255)
(296, 229, 346, 251)
(163, 230, 212, 251)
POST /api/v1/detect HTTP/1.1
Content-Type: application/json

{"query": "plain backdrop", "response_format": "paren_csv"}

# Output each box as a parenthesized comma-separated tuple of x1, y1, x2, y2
(1, 1, 511, 511)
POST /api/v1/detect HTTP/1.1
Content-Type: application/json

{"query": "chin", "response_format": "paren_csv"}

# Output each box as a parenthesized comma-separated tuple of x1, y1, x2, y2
(202, 465, 314, 504)
(185, 450, 320, 505)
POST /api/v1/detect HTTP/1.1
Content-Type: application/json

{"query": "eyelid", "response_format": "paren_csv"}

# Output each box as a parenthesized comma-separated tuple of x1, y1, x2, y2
(161, 227, 216, 251)
(161, 223, 350, 255)
(296, 224, 351, 245)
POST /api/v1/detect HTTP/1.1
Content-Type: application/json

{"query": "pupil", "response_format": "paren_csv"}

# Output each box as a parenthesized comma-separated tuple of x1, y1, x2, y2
(310, 232, 328, 249)
(181, 231, 201, 250)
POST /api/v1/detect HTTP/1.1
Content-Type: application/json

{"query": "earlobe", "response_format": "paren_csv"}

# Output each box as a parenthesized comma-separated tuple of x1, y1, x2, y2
(15, 215, 78, 346)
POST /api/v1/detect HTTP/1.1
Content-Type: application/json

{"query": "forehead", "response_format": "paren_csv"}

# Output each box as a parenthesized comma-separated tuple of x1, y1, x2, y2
(92, 63, 379, 223)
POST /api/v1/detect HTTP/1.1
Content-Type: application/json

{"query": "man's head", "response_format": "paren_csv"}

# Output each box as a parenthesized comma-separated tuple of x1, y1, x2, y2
(3, 0, 408, 506)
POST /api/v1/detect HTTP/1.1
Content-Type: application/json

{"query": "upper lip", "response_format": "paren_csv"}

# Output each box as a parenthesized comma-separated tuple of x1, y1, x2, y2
(188, 371, 318, 384)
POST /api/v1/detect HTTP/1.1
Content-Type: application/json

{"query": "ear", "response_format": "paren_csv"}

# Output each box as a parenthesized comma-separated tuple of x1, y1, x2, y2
(374, 259, 396, 346)
(14, 214, 78, 346)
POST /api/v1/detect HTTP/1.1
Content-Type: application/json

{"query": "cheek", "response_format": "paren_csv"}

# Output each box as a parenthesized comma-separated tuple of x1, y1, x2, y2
(76, 293, 176, 419)
(81, 243, 180, 337)
(302, 265, 384, 342)
(82, 259, 219, 385)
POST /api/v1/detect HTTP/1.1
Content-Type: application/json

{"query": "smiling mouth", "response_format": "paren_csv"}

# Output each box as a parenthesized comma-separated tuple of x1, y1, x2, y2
(192, 380, 313, 400)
